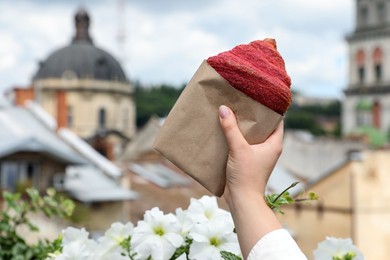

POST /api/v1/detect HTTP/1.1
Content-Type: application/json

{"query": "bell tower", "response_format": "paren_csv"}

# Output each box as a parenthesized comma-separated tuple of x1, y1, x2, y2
(343, 0, 390, 136)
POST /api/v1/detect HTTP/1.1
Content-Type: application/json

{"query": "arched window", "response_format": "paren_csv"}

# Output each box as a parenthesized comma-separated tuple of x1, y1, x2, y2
(373, 47, 383, 82)
(356, 49, 365, 83)
(67, 105, 73, 127)
(98, 108, 106, 128)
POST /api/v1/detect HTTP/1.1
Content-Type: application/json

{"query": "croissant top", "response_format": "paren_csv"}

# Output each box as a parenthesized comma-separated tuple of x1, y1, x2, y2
(206, 38, 292, 115)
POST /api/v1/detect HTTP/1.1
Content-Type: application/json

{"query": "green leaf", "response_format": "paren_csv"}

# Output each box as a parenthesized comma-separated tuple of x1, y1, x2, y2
(221, 251, 242, 260)
(61, 199, 75, 217)
(0, 188, 76, 259)
(170, 238, 192, 260)
(309, 191, 319, 200)
(265, 182, 318, 213)
(27, 222, 39, 232)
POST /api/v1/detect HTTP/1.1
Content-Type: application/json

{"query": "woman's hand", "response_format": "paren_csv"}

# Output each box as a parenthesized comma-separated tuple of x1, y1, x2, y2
(218, 105, 284, 258)
(218, 105, 284, 203)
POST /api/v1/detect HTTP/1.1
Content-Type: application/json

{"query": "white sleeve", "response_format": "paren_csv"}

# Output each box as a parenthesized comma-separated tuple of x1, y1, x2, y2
(247, 229, 307, 260)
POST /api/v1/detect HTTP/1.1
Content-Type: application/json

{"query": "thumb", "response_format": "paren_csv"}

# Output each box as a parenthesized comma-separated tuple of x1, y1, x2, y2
(219, 105, 248, 152)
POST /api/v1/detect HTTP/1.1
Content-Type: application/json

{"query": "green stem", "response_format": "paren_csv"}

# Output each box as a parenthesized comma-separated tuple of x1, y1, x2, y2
(271, 182, 299, 204)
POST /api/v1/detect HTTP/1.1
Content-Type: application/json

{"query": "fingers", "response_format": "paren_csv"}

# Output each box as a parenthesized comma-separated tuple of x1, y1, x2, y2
(219, 105, 284, 153)
(219, 105, 248, 151)
(261, 121, 284, 153)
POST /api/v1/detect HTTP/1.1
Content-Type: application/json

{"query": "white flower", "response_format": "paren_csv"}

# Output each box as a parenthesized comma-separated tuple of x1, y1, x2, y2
(57, 227, 97, 260)
(103, 222, 134, 244)
(92, 250, 128, 260)
(131, 207, 184, 260)
(56, 242, 94, 260)
(62, 227, 90, 245)
(313, 237, 364, 260)
(186, 196, 232, 224)
(96, 222, 134, 259)
(175, 207, 194, 238)
(56, 239, 98, 260)
(188, 218, 241, 260)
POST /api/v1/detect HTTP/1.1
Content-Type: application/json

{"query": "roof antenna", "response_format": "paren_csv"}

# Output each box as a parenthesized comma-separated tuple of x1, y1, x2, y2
(116, 0, 128, 73)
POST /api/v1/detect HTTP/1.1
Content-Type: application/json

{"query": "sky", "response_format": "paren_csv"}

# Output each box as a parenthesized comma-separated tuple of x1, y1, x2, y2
(0, 0, 354, 98)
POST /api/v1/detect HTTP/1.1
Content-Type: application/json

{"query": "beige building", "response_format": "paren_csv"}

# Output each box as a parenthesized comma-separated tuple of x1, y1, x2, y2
(278, 150, 390, 259)
(28, 8, 135, 160)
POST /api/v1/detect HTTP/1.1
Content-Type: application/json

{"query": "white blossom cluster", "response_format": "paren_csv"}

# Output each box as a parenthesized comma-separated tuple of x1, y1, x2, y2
(47, 195, 241, 260)
(46, 195, 364, 260)
(313, 237, 364, 260)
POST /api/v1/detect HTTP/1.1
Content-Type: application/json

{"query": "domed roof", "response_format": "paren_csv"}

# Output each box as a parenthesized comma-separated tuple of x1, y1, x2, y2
(34, 8, 127, 82)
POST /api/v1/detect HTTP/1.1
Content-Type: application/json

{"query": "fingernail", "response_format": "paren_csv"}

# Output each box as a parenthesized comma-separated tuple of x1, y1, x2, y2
(219, 105, 230, 118)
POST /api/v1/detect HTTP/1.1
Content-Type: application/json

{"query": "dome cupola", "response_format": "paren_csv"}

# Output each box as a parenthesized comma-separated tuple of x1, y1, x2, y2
(34, 8, 127, 82)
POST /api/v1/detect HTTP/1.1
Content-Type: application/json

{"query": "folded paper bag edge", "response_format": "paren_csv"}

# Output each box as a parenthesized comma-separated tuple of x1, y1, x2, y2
(153, 61, 284, 196)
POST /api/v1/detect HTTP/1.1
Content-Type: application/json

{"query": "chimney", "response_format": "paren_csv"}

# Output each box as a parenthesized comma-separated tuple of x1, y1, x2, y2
(14, 87, 35, 106)
(57, 90, 68, 129)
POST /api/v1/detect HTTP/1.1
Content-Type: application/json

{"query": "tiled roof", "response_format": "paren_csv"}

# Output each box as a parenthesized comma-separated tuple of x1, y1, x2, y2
(129, 162, 191, 188)
(0, 104, 85, 164)
(65, 166, 138, 202)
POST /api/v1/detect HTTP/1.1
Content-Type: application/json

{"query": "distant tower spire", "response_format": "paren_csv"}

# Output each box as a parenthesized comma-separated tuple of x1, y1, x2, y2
(73, 7, 93, 43)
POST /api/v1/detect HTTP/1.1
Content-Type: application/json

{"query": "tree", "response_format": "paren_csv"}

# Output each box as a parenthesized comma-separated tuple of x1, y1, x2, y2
(285, 100, 341, 137)
(134, 84, 184, 127)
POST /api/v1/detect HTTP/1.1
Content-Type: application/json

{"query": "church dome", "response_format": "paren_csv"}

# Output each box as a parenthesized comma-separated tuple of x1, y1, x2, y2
(34, 8, 127, 82)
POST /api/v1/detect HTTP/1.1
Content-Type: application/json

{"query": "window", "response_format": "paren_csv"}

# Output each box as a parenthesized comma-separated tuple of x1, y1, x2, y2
(373, 47, 383, 82)
(67, 106, 73, 127)
(372, 101, 381, 129)
(98, 108, 106, 128)
(375, 64, 382, 82)
(123, 107, 128, 130)
(360, 6, 368, 26)
(62, 69, 77, 80)
(356, 111, 371, 126)
(358, 66, 365, 83)
(356, 100, 372, 127)
(1, 162, 38, 192)
(377, 2, 386, 22)
(1, 162, 18, 191)
(356, 50, 365, 83)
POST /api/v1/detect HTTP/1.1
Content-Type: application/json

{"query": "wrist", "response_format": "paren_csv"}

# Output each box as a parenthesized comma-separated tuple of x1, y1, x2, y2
(225, 176, 267, 196)
(226, 188, 267, 212)
(226, 184, 265, 202)
(225, 186, 282, 259)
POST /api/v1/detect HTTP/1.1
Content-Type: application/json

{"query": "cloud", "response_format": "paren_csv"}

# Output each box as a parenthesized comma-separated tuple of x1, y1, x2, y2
(271, 27, 349, 97)
(0, 0, 354, 98)
(126, 0, 223, 15)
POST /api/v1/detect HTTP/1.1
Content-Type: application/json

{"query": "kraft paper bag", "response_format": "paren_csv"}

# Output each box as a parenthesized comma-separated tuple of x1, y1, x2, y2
(154, 61, 283, 196)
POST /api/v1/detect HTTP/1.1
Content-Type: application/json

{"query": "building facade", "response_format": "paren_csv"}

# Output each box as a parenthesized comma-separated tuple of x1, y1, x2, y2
(343, 0, 390, 136)
(31, 8, 135, 159)
(278, 150, 390, 259)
